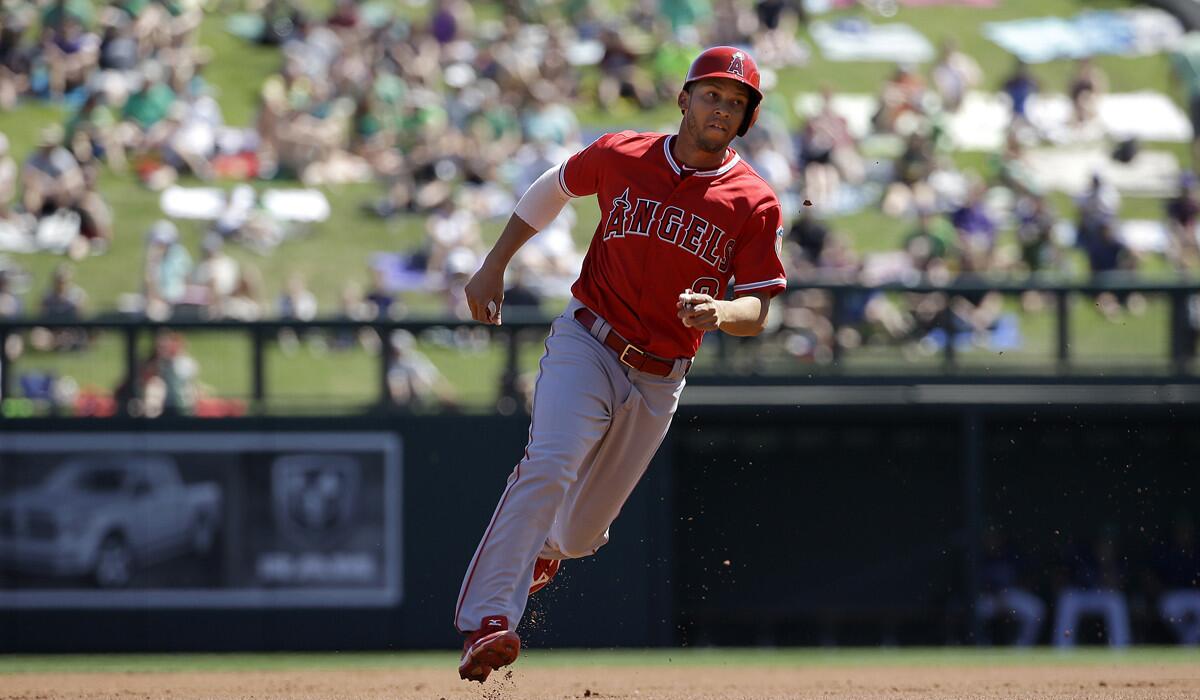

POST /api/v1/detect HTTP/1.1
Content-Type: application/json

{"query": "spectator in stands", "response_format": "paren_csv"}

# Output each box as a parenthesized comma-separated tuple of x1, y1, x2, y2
(1082, 220, 1141, 318)
(951, 177, 997, 262)
(0, 268, 21, 318)
(66, 86, 128, 173)
(0, 263, 25, 361)
(97, 8, 139, 79)
(71, 149, 112, 256)
(21, 124, 83, 217)
(424, 196, 482, 284)
(42, 14, 99, 99)
(32, 262, 88, 351)
(276, 271, 318, 354)
(800, 86, 862, 210)
(1001, 60, 1039, 136)
(1152, 514, 1200, 645)
(330, 280, 371, 351)
(138, 330, 199, 418)
(708, 0, 754, 53)
(785, 208, 830, 276)
(1077, 172, 1120, 242)
(595, 26, 654, 111)
(278, 271, 318, 323)
(751, 0, 806, 68)
(975, 529, 1046, 646)
(1165, 172, 1200, 271)
(1014, 195, 1058, 273)
(744, 121, 796, 214)
(386, 328, 457, 410)
(223, 265, 264, 321)
(1013, 194, 1060, 311)
(143, 100, 218, 184)
(142, 219, 192, 320)
(903, 207, 956, 280)
(326, 0, 362, 36)
(192, 233, 238, 318)
(0, 132, 16, 220)
(882, 129, 936, 217)
(948, 249, 1005, 347)
(930, 38, 981, 114)
(1068, 57, 1108, 126)
(1053, 533, 1132, 647)
(992, 128, 1038, 199)
(0, 3, 33, 110)
(1073, 173, 1144, 316)
(364, 265, 398, 320)
(873, 64, 927, 135)
(123, 60, 176, 129)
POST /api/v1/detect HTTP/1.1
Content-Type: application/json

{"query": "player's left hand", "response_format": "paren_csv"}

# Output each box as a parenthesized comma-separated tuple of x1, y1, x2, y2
(677, 290, 722, 331)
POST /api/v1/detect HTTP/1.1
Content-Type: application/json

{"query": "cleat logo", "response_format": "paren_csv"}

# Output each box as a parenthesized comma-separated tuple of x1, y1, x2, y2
(727, 52, 745, 78)
(487, 619, 502, 628)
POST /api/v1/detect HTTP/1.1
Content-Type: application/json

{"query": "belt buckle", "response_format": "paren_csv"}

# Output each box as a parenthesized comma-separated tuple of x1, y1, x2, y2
(619, 343, 639, 369)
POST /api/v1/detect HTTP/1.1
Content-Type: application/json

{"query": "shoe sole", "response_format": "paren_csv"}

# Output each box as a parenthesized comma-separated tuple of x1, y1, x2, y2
(458, 630, 520, 683)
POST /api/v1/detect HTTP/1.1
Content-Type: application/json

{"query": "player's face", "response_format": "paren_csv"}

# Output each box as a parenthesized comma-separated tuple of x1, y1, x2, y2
(679, 78, 751, 153)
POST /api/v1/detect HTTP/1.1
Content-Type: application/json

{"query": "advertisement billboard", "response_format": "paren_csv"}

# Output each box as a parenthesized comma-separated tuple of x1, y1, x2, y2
(0, 432, 401, 608)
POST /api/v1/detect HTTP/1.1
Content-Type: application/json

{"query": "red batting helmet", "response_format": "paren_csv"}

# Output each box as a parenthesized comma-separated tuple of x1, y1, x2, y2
(683, 46, 763, 137)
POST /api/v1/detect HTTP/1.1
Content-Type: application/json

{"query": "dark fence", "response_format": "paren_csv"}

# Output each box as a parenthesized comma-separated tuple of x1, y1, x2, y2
(2, 279, 1199, 414)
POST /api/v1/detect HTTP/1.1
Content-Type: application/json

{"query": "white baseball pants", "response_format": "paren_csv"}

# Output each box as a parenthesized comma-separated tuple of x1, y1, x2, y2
(454, 298, 687, 633)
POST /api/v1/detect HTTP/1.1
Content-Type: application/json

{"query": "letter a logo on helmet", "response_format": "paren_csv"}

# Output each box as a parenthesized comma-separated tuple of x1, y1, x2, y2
(727, 51, 745, 78)
(684, 46, 763, 137)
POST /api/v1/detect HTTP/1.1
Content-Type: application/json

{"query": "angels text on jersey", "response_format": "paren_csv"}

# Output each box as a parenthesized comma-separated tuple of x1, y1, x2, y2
(601, 187, 736, 273)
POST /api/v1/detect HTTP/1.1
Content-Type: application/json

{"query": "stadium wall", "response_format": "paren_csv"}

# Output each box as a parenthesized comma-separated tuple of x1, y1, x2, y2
(1, 401, 1196, 651)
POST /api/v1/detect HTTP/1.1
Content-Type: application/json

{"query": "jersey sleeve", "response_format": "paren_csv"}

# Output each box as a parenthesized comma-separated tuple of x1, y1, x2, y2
(559, 131, 630, 198)
(729, 203, 788, 298)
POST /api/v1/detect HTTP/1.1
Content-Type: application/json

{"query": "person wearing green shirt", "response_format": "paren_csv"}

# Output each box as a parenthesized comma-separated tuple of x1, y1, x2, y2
(122, 74, 176, 130)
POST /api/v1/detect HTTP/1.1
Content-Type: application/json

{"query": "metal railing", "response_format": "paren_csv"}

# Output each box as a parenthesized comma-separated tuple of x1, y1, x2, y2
(1, 279, 1198, 413)
(798, 277, 1198, 372)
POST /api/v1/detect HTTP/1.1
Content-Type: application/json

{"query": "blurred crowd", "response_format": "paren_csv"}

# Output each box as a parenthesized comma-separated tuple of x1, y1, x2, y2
(771, 49, 1190, 364)
(1, 0, 1199, 411)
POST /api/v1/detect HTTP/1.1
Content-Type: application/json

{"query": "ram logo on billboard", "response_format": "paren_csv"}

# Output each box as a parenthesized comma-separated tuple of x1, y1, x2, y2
(0, 432, 401, 609)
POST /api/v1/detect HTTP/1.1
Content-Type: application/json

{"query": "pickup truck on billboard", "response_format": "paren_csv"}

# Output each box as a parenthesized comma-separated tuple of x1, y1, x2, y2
(0, 454, 222, 587)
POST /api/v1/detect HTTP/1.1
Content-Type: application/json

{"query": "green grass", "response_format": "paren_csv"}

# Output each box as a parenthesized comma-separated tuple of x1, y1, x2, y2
(0, 647, 1196, 674)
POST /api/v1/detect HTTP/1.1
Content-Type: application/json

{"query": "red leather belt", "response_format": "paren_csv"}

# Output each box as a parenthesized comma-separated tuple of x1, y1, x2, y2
(574, 308, 687, 378)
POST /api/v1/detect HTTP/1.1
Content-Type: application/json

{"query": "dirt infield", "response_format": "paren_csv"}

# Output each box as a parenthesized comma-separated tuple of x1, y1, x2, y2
(4, 663, 1199, 700)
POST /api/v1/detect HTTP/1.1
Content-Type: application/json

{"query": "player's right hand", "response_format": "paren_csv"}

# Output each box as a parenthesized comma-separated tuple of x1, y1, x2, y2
(465, 263, 505, 325)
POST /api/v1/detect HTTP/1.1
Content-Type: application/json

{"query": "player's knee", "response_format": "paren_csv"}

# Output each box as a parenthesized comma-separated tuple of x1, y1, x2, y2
(556, 530, 609, 559)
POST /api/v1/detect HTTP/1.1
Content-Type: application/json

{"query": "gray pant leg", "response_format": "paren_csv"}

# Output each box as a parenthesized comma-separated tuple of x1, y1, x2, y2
(454, 315, 623, 632)
(541, 370, 684, 560)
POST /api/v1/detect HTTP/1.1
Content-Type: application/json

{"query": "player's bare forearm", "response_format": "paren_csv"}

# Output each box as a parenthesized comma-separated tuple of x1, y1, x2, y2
(715, 293, 771, 336)
(465, 214, 539, 325)
(481, 214, 540, 272)
(677, 291, 770, 336)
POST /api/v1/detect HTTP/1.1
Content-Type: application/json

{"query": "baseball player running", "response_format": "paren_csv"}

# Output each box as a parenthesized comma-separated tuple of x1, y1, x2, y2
(456, 46, 787, 682)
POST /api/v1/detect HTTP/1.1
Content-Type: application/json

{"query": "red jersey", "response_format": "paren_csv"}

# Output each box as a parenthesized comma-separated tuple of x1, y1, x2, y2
(560, 130, 787, 359)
